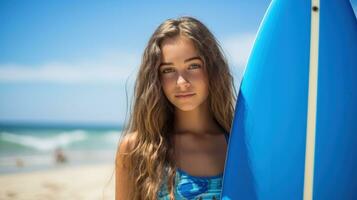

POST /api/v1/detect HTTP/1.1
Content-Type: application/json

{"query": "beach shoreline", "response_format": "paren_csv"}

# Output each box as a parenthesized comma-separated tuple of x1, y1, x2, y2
(0, 163, 116, 200)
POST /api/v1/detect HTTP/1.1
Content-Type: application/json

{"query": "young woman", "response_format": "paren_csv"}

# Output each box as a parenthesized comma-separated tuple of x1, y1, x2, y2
(115, 16, 236, 200)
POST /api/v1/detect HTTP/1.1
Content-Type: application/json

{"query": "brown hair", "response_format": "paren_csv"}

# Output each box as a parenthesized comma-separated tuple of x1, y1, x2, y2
(116, 16, 236, 200)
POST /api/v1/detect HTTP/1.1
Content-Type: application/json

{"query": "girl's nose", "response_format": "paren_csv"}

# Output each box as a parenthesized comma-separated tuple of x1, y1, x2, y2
(177, 75, 190, 88)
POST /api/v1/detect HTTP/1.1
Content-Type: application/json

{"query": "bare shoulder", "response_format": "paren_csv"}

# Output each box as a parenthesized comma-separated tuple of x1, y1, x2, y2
(116, 131, 137, 168)
(115, 131, 137, 200)
(118, 132, 137, 153)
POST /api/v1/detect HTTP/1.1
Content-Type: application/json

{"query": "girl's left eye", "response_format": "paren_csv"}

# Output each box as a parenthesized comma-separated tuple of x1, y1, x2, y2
(188, 64, 201, 69)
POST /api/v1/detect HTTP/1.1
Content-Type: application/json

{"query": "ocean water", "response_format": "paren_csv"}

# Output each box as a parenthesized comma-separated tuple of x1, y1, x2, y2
(0, 123, 123, 174)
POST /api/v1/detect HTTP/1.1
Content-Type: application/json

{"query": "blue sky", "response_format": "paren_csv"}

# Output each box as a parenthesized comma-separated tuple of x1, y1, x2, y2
(0, 0, 356, 125)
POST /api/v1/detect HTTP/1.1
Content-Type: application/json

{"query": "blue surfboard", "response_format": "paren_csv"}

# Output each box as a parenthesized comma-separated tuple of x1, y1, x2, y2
(222, 0, 357, 199)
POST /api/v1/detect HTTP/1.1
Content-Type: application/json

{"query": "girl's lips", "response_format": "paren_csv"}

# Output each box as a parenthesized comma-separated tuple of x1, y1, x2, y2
(175, 93, 196, 98)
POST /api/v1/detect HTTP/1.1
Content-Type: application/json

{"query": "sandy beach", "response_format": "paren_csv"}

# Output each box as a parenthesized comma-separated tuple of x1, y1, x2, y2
(0, 163, 116, 200)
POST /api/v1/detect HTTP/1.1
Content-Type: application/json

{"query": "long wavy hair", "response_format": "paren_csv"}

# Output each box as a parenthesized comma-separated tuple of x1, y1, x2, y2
(116, 16, 236, 200)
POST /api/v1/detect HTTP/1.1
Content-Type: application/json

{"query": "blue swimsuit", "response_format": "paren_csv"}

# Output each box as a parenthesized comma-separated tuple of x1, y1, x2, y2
(158, 133, 229, 200)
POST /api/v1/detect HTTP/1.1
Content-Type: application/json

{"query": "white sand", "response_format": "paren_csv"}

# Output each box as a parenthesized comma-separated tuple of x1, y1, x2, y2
(0, 164, 116, 200)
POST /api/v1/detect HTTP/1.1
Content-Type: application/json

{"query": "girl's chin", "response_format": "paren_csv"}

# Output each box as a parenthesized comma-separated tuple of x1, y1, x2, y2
(173, 99, 207, 112)
(174, 104, 199, 112)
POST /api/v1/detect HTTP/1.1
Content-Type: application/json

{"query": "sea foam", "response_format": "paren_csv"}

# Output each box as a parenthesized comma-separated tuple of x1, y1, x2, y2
(0, 130, 88, 151)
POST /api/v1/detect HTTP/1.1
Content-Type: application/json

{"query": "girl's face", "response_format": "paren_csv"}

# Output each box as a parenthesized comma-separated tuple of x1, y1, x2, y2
(159, 36, 209, 111)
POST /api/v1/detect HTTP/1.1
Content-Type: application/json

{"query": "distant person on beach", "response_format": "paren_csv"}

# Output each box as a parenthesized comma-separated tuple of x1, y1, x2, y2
(115, 16, 235, 200)
(54, 147, 67, 164)
(15, 158, 24, 168)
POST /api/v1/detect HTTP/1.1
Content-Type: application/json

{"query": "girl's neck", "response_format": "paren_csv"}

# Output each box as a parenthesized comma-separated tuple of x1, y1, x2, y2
(173, 101, 221, 135)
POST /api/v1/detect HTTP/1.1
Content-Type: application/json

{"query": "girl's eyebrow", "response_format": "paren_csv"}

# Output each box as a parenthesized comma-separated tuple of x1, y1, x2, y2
(160, 56, 202, 67)
(184, 56, 202, 63)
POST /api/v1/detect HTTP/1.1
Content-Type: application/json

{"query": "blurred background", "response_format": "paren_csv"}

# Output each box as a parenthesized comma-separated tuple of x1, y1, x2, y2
(1, 0, 357, 173)
(0, 0, 356, 194)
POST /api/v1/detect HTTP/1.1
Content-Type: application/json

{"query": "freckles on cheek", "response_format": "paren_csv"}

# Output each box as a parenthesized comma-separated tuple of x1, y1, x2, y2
(161, 74, 177, 85)
(160, 78, 173, 94)
(188, 71, 206, 83)
(161, 78, 170, 87)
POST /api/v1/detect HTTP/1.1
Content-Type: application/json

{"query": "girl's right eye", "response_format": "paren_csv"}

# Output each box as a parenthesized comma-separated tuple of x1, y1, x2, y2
(161, 68, 174, 74)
